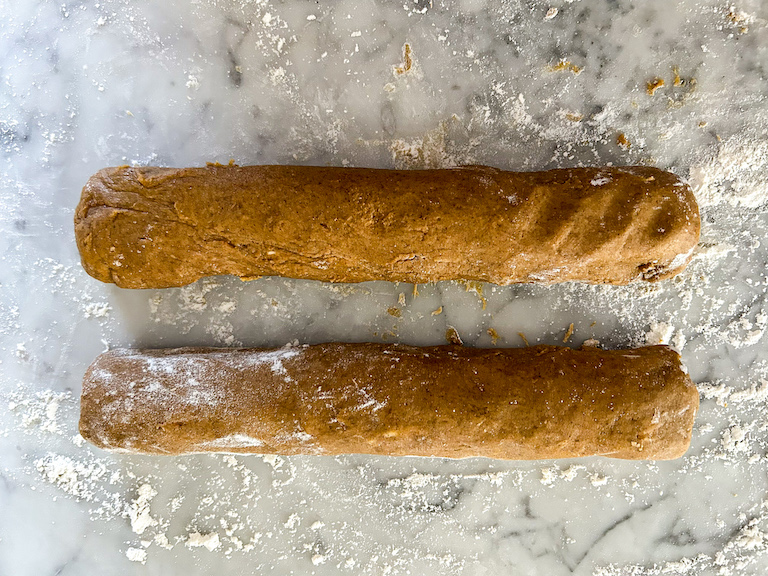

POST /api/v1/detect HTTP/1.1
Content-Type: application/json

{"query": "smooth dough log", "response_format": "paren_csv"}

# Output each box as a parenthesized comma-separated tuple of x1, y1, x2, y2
(74, 164, 700, 289)
(79, 343, 699, 460)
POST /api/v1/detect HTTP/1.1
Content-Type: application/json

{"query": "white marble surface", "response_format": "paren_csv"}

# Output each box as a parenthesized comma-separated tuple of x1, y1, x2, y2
(2, 0, 768, 574)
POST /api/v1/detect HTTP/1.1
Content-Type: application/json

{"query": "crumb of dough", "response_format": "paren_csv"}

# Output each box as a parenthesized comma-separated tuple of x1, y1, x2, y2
(445, 326, 463, 345)
(647, 77, 665, 95)
(394, 43, 413, 75)
(460, 280, 487, 309)
(431, 306, 443, 316)
(563, 323, 575, 343)
(673, 67, 682, 87)
(547, 59, 583, 75)
(387, 307, 402, 318)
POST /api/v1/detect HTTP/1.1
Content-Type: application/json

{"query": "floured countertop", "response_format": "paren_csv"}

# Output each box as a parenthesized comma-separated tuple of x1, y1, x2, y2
(1, 1, 768, 574)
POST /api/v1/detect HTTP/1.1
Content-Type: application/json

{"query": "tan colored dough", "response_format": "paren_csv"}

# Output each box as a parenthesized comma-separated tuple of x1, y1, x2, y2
(79, 343, 699, 460)
(74, 164, 700, 289)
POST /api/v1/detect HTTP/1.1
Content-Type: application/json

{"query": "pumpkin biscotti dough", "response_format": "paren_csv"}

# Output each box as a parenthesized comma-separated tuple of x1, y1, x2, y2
(74, 164, 700, 289)
(79, 343, 698, 460)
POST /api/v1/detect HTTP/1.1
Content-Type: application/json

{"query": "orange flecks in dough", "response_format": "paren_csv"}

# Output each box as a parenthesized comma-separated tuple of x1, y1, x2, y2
(647, 77, 665, 95)
(563, 323, 575, 343)
(547, 59, 583, 75)
(431, 306, 443, 316)
(673, 67, 682, 87)
(487, 328, 500, 345)
(394, 43, 413, 75)
(565, 112, 583, 122)
(387, 307, 402, 318)
(445, 326, 463, 345)
(616, 133, 631, 150)
(518, 332, 530, 346)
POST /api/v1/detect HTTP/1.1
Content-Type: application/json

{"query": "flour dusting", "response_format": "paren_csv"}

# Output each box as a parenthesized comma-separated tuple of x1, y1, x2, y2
(689, 137, 768, 208)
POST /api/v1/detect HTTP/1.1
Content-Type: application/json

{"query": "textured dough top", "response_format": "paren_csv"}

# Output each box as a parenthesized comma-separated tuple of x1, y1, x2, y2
(75, 164, 700, 288)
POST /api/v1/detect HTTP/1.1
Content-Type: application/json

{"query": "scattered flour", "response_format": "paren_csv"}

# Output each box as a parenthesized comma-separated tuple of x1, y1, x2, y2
(83, 302, 112, 319)
(689, 137, 768, 208)
(730, 379, 768, 404)
(560, 465, 585, 482)
(644, 322, 675, 346)
(35, 453, 108, 502)
(594, 501, 768, 576)
(589, 474, 609, 487)
(390, 118, 465, 169)
(127, 484, 159, 535)
(642, 321, 688, 352)
(539, 465, 607, 487)
(698, 381, 733, 406)
(9, 389, 70, 434)
(717, 423, 751, 458)
(720, 311, 768, 349)
(186, 531, 221, 552)
(540, 466, 558, 486)
(125, 547, 148, 563)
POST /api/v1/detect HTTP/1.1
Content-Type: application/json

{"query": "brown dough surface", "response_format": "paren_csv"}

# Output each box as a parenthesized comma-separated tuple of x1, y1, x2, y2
(74, 164, 700, 289)
(79, 343, 699, 460)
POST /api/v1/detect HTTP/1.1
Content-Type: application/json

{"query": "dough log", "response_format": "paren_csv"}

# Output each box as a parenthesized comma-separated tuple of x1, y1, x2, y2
(79, 343, 699, 460)
(74, 165, 700, 289)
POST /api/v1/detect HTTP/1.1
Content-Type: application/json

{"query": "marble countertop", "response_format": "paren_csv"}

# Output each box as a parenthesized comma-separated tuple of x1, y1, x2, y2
(2, 0, 768, 574)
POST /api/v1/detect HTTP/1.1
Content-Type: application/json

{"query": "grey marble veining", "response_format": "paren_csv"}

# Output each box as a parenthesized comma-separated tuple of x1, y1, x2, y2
(1, 0, 768, 574)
